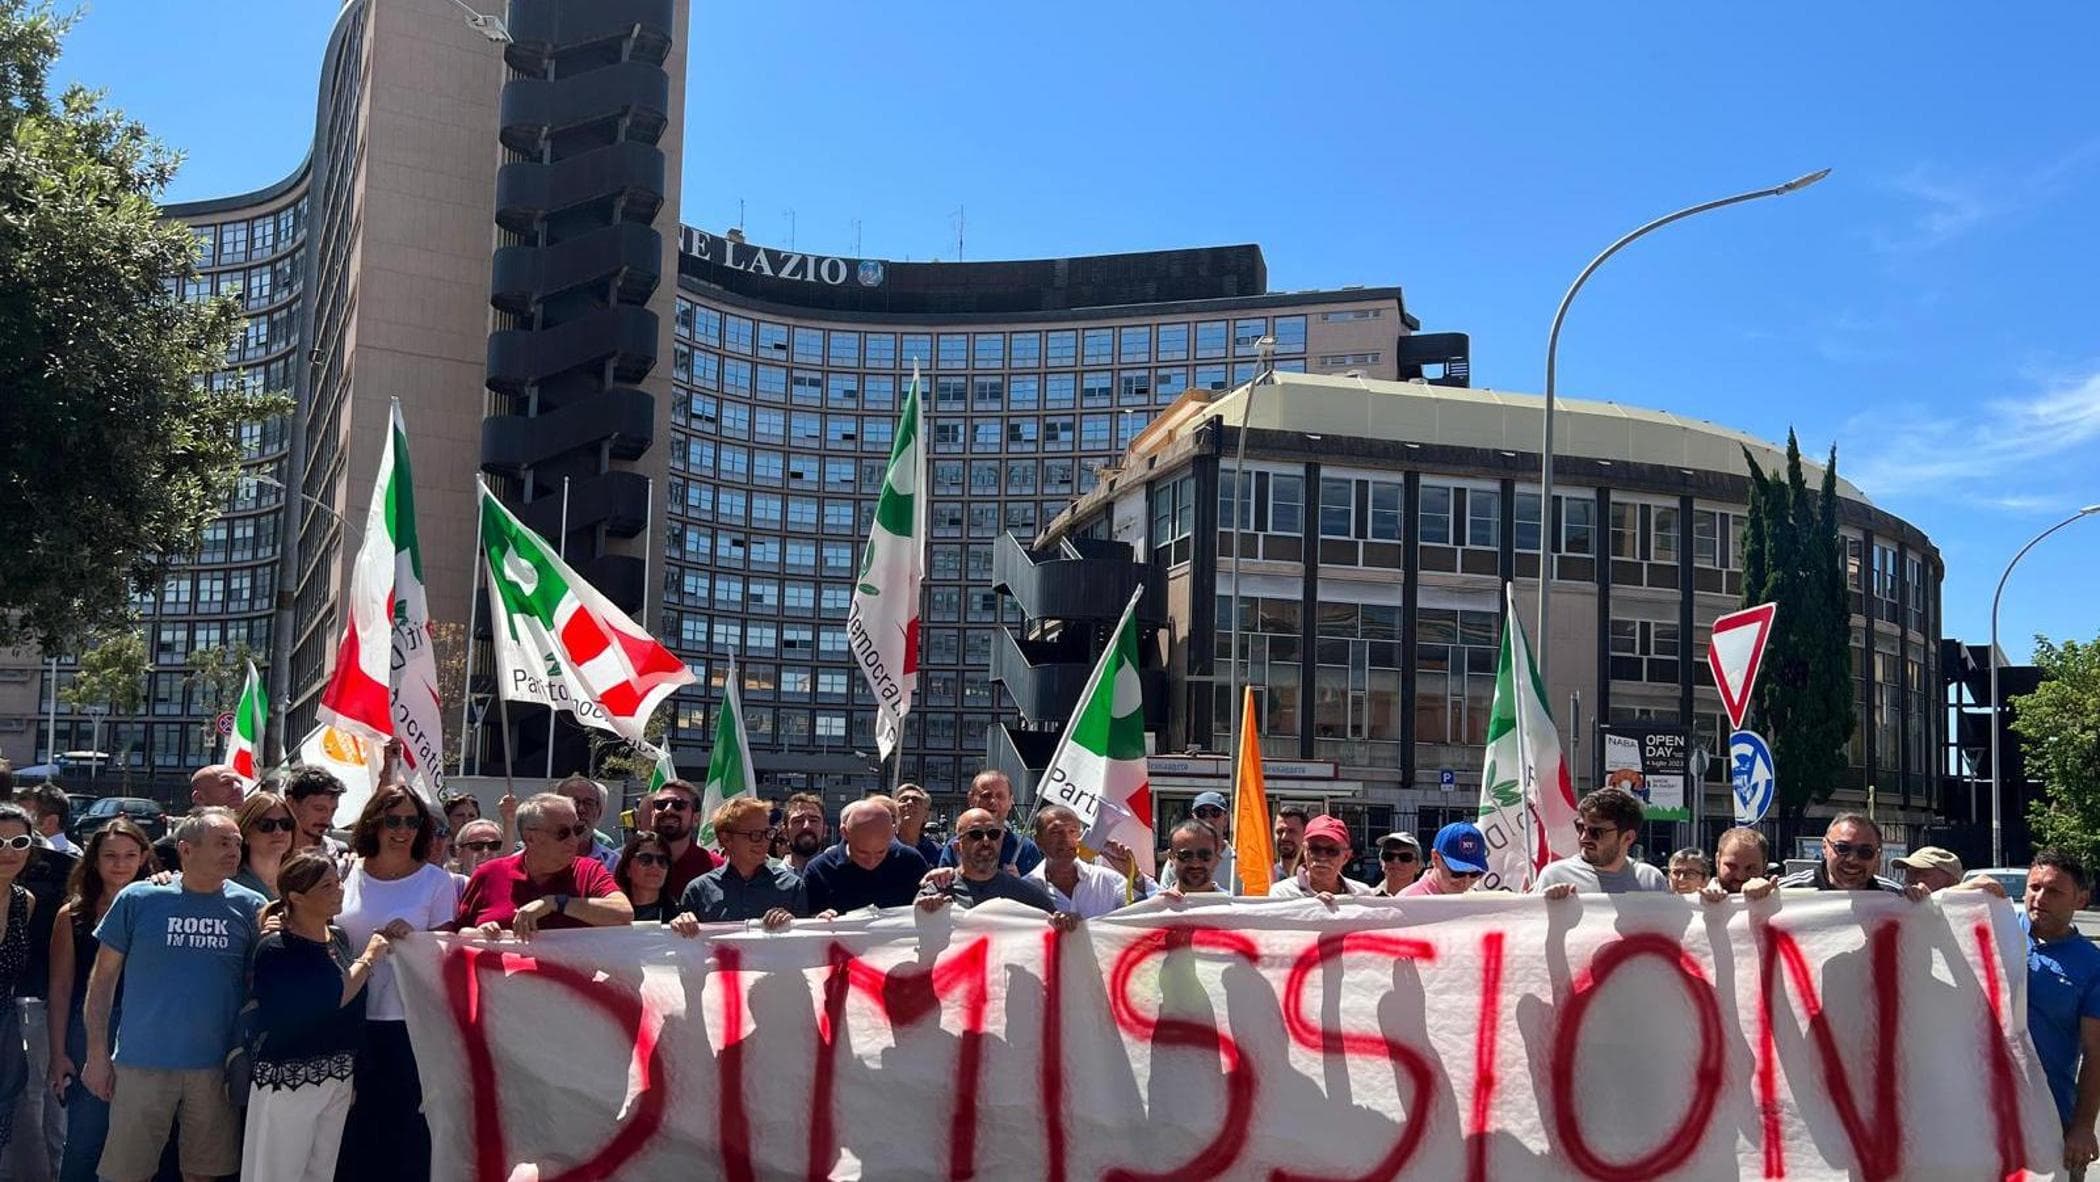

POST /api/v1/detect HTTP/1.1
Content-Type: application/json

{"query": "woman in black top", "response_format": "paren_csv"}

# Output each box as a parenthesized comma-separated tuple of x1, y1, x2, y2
(615, 832, 675, 922)
(45, 818, 152, 1182)
(240, 850, 390, 1182)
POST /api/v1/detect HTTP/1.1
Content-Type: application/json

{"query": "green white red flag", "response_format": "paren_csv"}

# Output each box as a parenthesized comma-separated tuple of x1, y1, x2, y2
(316, 399, 444, 797)
(846, 363, 926, 761)
(1033, 586, 1154, 875)
(221, 660, 267, 786)
(1475, 582, 1578, 890)
(696, 657, 755, 847)
(478, 479, 694, 745)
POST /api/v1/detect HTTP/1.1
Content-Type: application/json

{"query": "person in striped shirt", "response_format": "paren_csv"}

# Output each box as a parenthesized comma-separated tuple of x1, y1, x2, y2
(1770, 813, 1924, 898)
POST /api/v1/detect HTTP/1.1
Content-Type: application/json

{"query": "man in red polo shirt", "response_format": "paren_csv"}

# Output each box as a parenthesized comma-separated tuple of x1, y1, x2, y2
(646, 779, 719, 901)
(458, 793, 633, 937)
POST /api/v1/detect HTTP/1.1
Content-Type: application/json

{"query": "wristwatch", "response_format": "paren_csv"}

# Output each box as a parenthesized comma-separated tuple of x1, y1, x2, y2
(552, 894, 571, 916)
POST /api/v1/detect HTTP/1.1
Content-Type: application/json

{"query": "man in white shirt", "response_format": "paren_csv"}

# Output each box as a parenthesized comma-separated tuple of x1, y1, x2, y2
(21, 782, 74, 856)
(1025, 804, 1135, 919)
(1269, 816, 1376, 901)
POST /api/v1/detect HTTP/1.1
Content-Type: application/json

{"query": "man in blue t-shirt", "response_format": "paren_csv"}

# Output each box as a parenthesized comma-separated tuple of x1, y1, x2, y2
(2012, 848, 2100, 1176)
(803, 797, 928, 916)
(83, 807, 265, 1182)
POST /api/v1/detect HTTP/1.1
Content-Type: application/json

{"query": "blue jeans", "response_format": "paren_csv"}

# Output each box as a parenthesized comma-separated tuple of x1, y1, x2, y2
(55, 1079, 107, 1182)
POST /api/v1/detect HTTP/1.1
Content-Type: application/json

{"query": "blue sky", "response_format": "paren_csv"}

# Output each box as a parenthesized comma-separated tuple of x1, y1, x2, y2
(54, 2, 2100, 661)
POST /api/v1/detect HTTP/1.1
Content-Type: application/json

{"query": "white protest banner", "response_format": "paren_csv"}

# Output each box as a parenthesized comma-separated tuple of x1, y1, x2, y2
(394, 893, 2063, 1182)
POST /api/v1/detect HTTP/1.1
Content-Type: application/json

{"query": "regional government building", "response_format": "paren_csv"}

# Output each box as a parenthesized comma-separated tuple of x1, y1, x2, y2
(0, 0, 1953, 860)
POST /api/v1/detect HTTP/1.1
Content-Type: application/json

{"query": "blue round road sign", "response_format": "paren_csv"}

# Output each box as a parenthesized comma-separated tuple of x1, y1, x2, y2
(1729, 730, 1776, 824)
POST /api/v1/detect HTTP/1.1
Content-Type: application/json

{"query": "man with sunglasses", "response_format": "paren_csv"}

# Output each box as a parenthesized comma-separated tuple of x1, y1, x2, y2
(1537, 788, 1669, 898)
(1400, 821, 1491, 896)
(1772, 813, 1911, 895)
(457, 793, 633, 938)
(1023, 804, 1143, 919)
(936, 770, 1042, 877)
(917, 809, 1070, 927)
(645, 779, 718, 902)
(1270, 816, 1375, 901)
(672, 796, 804, 931)
(1160, 819, 1228, 899)
(554, 774, 621, 874)
(1371, 831, 1423, 896)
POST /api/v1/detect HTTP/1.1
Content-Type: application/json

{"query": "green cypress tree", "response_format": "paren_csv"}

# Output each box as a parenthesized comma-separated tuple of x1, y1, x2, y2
(1739, 432, 1856, 844)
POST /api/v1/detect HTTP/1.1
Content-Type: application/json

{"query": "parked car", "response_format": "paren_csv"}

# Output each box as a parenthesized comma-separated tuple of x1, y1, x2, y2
(1963, 867, 2030, 898)
(64, 793, 96, 823)
(72, 796, 167, 844)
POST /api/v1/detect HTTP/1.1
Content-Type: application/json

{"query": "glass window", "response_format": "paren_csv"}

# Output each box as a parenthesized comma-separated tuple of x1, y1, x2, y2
(1044, 458, 1075, 494)
(1154, 369, 1186, 403)
(1270, 474, 1304, 534)
(1561, 496, 1595, 555)
(901, 333, 932, 367)
(1319, 478, 1353, 538)
(1195, 321, 1228, 360)
(1467, 488, 1500, 548)
(1652, 506, 1680, 564)
(969, 462, 1001, 496)
(1006, 459, 1038, 494)
(1514, 492, 1543, 554)
(864, 373, 894, 410)
(1118, 325, 1151, 364)
(757, 322, 788, 357)
(1081, 372, 1112, 408)
(938, 334, 969, 369)
(1693, 509, 1721, 567)
(792, 327, 824, 364)
(971, 421, 1002, 452)
(695, 306, 722, 347)
(1420, 486, 1452, 546)
(1156, 323, 1189, 362)
(972, 332, 1004, 369)
(1611, 503, 1639, 559)
(1233, 318, 1268, 355)
(791, 370, 822, 405)
(1009, 332, 1040, 368)
(1046, 373, 1076, 409)
(725, 315, 755, 353)
(826, 373, 858, 406)
(1082, 328, 1114, 366)
(1195, 364, 1229, 391)
(1009, 374, 1039, 409)
(1007, 418, 1039, 451)
(757, 365, 787, 401)
(1368, 480, 1403, 541)
(1117, 371, 1150, 405)
(827, 330, 859, 367)
(1080, 414, 1110, 451)
(1272, 315, 1307, 354)
(723, 358, 754, 397)
(1046, 330, 1077, 367)
(863, 333, 896, 368)
(972, 376, 1004, 411)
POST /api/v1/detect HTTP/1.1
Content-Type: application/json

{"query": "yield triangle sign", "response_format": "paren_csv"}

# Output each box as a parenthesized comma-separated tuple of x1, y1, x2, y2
(1708, 602, 1778, 732)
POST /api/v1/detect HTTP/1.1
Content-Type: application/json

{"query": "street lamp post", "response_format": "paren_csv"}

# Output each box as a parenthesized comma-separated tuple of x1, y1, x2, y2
(1536, 170, 1831, 685)
(1988, 503, 2100, 867)
(243, 472, 354, 764)
(1225, 337, 1276, 750)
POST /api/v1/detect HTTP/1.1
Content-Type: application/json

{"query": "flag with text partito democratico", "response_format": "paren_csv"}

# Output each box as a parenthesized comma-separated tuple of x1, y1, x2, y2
(478, 479, 694, 746)
(1475, 581, 1578, 891)
(316, 399, 444, 798)
(221, 660, 267, 786)
(846, 363, 926, 762)
(1035, 586, 1154, 875)
(697, 657, 755, 847)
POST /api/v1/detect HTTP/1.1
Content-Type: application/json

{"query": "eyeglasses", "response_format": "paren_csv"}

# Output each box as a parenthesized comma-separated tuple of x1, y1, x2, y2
(1172, 848, 1216, 863)
(1828, 840, 1880, 861)
(532, 824, 584, 842)
(1381, 849, 1418, 863)
(381, 814, 422, 831)
(1449, 869, 1485, 880)
(631, 853, 670, 868)
(959, 828, 1003, 844)
(457, 840, 502, 853)
(0, 835, 30, 852)
(1574, 822, 1619, 841)
(719, 828, 772, 842)
(651, 798, 691, 812)
(1193, 807, 1225, 819)
(1304, 842, 1345, 858)
(251, 818, 296, 835)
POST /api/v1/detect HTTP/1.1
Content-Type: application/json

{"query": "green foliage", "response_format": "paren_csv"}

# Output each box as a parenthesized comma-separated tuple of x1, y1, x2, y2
(182, 640, 262, 743)
(57, 628, 147, 717)
(592, 708, 669, 785)
(0, 1, 287, 649)
(1739, 432, 1856, 829)
(2019, 635, 2100, 870)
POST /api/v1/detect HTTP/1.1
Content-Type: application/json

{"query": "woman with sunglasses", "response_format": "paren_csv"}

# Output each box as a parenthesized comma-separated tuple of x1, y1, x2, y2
(230, 792, 299, 901)
(46, 818, 152, 1182)
(334, 787, 457, 1181)
(615, 833, 676, 923)
(0, 805, 40, 1163)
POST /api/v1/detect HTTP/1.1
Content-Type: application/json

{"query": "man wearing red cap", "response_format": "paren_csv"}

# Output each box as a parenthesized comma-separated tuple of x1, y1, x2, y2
(1268, 816, 1374, 901)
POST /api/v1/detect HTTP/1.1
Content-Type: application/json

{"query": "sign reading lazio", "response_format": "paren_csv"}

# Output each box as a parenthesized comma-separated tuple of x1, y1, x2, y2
(678, 226, 885, 289)
(394, 894, 2060, 1181)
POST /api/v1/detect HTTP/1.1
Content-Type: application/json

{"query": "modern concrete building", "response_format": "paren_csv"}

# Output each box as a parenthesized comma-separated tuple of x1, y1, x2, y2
(1027, 371, 1946, 856)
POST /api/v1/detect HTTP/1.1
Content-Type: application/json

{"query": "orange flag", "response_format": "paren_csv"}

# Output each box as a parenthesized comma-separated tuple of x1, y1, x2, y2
(1232, 687, 1276, 895)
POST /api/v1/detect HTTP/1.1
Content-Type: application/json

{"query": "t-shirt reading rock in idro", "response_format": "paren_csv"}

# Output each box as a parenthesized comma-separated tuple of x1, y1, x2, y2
(94, 878, 266, 1069)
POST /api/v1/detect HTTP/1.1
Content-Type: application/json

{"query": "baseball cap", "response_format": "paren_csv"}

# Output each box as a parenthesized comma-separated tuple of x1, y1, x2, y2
(1191, 791, 1228, 814)
(1892, 846, 1963, 878)
(1433, 821, 1489, 874)
(1377, 831, 1420, 850)
(1303, 815, 1352, 848)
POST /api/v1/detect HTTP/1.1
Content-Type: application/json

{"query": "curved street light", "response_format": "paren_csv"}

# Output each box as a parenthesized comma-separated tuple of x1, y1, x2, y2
(1988, 503, 2100, 867)
(1536, 169, 1831, 684)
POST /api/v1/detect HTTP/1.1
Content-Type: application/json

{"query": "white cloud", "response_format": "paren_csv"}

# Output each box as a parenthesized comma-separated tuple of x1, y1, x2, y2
(1849, 368, 2100, 502)
(1870, 140, 2100, 256)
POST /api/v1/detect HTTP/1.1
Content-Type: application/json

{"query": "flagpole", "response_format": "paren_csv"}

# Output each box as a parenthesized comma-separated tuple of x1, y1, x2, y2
(458, 489, 482, 779)
(544, 476, 570, 780)
(484, 547, 517, 803)
(640, 474, 655, 632)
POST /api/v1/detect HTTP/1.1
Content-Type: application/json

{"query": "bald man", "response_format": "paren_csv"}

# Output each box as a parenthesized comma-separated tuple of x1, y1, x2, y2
(153, 764, 248, 873)
(800, 797, 928, 918)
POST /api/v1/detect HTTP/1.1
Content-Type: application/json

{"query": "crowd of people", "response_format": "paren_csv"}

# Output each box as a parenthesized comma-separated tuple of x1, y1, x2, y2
(0, 756, 2091, 1178)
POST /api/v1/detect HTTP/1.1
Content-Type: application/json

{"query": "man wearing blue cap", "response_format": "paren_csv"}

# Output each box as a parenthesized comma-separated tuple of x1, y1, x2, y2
(1400, 822, 1489, 897)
